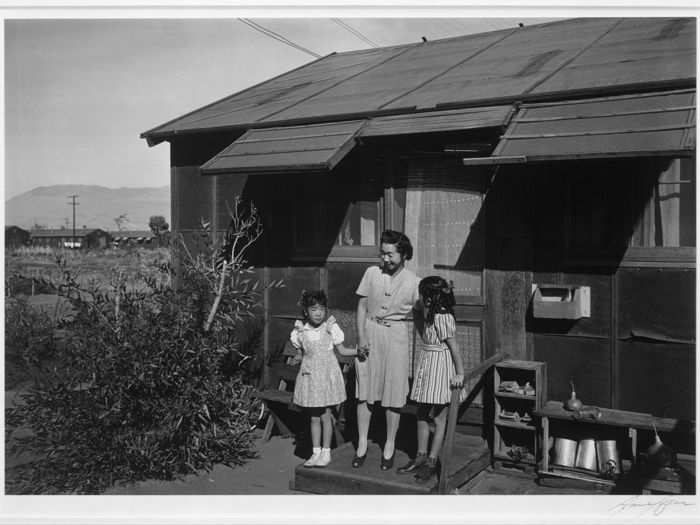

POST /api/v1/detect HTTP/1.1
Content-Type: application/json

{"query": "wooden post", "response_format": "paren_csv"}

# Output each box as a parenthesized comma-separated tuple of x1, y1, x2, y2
(437, 352, 507, 494)
(541, 415, 550, 473)
(438, 387, 461, 494)
(263, 266, 270, 389)
(628, 427, 637, 464)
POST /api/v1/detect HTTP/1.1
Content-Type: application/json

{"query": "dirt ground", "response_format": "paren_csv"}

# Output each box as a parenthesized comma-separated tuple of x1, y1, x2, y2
(105, 431, 303, 495)
(5, 387, 305, 495)
(6, 388, 691, 496)
(100, 434, 596, 496)
(0, 386, 607, 497)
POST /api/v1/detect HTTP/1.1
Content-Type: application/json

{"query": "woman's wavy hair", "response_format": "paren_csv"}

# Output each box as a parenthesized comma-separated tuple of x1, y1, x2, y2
(380, 230, 413, 261)
(298, 289, 328, 320)
(419, 276, 456, 325)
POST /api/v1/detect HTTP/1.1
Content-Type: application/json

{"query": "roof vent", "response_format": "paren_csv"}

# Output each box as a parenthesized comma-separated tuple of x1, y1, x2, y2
(654, 19, 688, 40)
(515, 49, 562, 77)
(255, 81, 312, 106)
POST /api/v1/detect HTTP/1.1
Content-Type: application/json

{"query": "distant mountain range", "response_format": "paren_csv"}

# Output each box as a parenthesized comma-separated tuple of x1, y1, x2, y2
(5, 185, 170, 231)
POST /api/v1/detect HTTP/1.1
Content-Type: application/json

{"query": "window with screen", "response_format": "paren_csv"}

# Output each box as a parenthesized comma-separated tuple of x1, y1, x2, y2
(563, 157, 696, 265)
(336, 199, 380, 247)
(291, 173, 388, 260)
(630, 158, 696, 248)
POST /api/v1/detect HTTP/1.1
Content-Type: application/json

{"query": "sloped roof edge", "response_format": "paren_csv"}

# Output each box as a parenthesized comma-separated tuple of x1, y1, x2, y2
(141, 52, 336, 146)
(141, 17, 696, 146)
(143, 78, 695, 145)
(140, 19, 563, 146)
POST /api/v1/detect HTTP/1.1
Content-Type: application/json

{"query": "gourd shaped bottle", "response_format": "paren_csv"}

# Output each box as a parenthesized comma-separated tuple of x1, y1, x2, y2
(564, 379, 583, 411)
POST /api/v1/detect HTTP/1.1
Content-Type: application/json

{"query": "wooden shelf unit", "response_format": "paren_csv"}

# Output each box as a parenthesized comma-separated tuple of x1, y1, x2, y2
(492, 360, 547, 468)
(534, 401, 678, 488)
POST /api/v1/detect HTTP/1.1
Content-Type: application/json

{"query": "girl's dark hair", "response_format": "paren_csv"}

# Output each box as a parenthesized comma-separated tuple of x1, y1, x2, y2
(419, 276, 456, 325)
(299, 290, 327, 319)
(380, 230, 413, 261)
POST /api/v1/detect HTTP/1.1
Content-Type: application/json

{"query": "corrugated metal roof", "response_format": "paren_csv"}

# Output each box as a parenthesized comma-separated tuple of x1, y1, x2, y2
(361, 105, 513, 137)
(201, 120, 366, 174)
(463, 89, 695, 164)
(142, 18, 695, 145)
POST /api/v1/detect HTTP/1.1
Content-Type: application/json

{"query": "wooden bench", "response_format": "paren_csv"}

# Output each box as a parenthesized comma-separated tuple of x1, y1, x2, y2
(253, 341, 353, 444)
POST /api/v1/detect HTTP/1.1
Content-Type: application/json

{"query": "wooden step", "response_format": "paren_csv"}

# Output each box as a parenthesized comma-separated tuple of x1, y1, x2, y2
(292, 433, 489, 495)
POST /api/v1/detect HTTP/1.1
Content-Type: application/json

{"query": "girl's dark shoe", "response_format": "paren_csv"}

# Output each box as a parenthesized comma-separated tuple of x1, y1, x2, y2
(380, 452, 395, 471)
(351, 453, 367, 468)
(397, 453, 427, 474)
(414, 457, 438, 484)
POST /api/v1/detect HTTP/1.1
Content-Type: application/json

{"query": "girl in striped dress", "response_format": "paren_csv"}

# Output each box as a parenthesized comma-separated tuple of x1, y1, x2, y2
(397, 276, 465, 483)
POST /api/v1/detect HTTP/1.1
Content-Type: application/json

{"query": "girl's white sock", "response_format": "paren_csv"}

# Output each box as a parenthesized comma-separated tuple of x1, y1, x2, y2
(315, 447, 331, 467)
(304, 447, 322, 468)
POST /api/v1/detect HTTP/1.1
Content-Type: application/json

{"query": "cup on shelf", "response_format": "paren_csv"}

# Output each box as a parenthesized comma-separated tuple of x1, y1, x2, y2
(575, 438, 598, 471)
(552, 437, 577, 467)
(596, 439, 621, 477)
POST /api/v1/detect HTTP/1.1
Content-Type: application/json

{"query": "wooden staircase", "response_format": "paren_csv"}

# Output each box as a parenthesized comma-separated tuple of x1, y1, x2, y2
(291, 353, 506, 495)
(292, 434, 489, 494)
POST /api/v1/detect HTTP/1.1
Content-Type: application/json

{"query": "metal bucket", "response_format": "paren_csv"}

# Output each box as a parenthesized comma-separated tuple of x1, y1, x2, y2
(596, 439, 621, 477)
(552, 437, 577, 467)
(575, 438, 598, 471)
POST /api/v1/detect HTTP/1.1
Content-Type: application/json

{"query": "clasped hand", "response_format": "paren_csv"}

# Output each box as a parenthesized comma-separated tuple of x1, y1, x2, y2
(451, 373, 464, 388)
(357, 345, 370, 361)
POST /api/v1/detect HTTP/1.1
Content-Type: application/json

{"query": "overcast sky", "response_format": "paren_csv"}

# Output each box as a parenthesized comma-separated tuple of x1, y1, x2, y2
(3, 16, 561, 199)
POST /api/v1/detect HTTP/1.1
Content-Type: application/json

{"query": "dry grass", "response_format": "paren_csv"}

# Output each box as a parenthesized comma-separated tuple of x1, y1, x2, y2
(6, 246, 171, 294)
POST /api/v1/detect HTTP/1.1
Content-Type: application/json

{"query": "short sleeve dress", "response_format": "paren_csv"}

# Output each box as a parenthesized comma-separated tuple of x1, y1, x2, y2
(410, 312, 465, 405)
(355, 265, 420, 408)
(291, 319, 347, 408)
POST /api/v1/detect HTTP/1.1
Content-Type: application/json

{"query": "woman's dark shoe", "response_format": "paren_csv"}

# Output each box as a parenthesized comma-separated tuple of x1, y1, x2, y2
(351, 453, 367, 468)
(380, 452, 395, 471)
(397, 453, 427, 474)
(414, 457, 438, 483)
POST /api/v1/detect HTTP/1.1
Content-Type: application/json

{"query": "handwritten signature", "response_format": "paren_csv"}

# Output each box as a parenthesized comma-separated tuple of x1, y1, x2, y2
(609, 496, 696, 516)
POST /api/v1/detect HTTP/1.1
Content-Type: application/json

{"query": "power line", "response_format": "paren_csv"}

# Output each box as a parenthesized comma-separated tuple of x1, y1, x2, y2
(240, 19, 322, 58)
(240, 19, 321, 58)
(331, 19, 378, 48)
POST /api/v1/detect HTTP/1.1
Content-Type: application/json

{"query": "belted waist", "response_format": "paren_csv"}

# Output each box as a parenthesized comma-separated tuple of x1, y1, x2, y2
(421, 343, 447, 352)
(368, 316, 404, 327)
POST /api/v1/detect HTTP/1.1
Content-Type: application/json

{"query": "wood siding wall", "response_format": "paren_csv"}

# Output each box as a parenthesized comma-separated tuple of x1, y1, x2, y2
(170, 136, 695, 433)
(520, 160, 695, 423)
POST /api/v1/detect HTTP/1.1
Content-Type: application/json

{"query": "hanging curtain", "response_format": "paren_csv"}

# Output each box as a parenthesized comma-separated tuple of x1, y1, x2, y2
(359, 201, 377, 246)
(404, 184, 483, 296)
(657, 159, 681, 247)
(403, 176, 485, 396)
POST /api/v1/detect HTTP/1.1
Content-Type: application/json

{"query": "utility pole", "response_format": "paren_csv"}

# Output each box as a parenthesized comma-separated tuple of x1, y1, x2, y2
(67, 194, 79, 249)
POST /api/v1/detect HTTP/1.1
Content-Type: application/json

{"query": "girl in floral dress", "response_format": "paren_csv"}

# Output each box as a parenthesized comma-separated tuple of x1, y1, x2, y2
(290, 290, 364, 468)
(397, 276, 465, 483)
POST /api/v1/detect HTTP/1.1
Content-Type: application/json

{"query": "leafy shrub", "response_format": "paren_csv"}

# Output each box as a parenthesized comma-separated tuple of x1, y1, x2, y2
(4, 296, 57, 389)
(5, 198, 281, 494)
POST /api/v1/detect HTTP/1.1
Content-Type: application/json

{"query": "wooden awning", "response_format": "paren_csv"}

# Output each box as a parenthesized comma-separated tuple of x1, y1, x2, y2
(201, 120, 366, 175)
(361, 105, 513, 137)
(463, 90, 696, 166)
